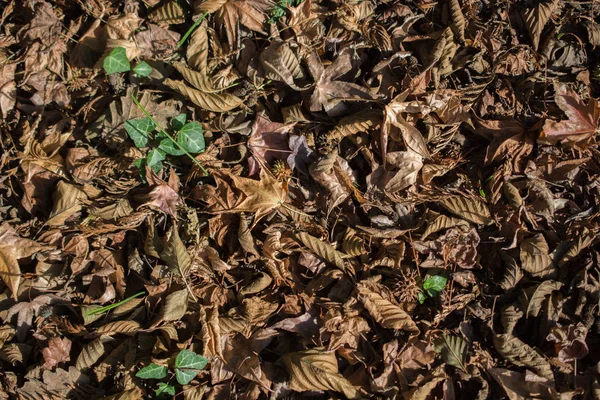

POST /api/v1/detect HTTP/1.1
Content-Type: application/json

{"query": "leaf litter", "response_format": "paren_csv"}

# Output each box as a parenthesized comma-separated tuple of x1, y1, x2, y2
(0, 0, 599, 399)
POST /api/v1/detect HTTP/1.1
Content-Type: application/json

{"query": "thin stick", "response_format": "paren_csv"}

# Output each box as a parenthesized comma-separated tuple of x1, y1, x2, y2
(85, 291, 146, 316)
(131, 94, 209, 176)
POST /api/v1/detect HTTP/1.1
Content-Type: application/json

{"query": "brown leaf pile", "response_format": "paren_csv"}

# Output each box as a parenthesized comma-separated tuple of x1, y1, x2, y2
(0, 0, 599, 399)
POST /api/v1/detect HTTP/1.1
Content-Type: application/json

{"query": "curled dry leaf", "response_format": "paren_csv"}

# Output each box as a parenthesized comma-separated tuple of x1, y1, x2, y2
(439, 195, 492, 225)
(42, 337, 72, 369)
(519, 234, 557, 278)
(283, 348, 362, 399)
(357, 280, 419, 339)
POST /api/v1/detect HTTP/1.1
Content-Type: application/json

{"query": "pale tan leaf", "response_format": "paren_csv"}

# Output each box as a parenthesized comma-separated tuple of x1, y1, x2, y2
(226, 170, 287, 227)
(521, 0, 558, 50)
(0, 326, 15, 348)
(238, 215, 260, 257)
(493, 333, 554, 381)
(259, 41, 305, 89)
(439, 195, 492, 225)
(342, 229, 369, 257)
(164, 79, 243, 112)
(195, 0, 228, 13)
(199, 306, 221, 358)
(521, 281, 562, 318)
(404, 371, 447, 400)
(519, 234, 556, 278)
(357, 280, 419, 338)
(0, 343, 31, 364)
(183, 386, 207, 400)
(89, 199, 134, 220)
(76, 335, 114, 370)
(173, 62, 221, 93)
(296, 232, 348, 273)
(42, 337, 72, 368)
(329, 109, 382, 140)
(160, 224, 192, 277)
(283, 348, 361, 399)
(149, 1, 185, 25)
(384, 151, 423, 193)
(421, 213, 469, 240)
(433, 333, 468, 373)
(559, 228, 595, 267)
(448, 0, 466, 42)
(161, 289, 189, 321)
(187, 21, 209, 72)
(0, 246, 21, 300)
(95, 320, 141, 336)
(47, 181, 87, 226)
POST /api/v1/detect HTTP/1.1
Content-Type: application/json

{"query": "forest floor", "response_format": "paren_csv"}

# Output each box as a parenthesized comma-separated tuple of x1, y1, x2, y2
(0, 0, 599, 399)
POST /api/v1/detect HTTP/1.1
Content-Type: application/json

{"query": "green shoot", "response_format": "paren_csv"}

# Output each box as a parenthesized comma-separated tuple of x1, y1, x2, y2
(177, 14, 208, 48)
(85, 291, 145, 316)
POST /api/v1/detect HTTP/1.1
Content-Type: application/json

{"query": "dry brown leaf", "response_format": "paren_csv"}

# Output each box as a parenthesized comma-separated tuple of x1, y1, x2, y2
(283, 348, 361, 399)
(448, 0, 466, 42)
(199, 306, 222, 358)
(521, 0, 558, 50)
(259, 40, 306, 89)
(187, 20, 209, 72)
(328, 109, 383, 140)
(357, 280, 419, 339)
(225, 170, 288, 227)
(95, 320, 141, 336)
(160, 289, 189, 322)
(164, 79, 243, 112)
(439, 195, 492, 225)
(149, 1, 185, 25)
(296, 232, 349, 274)
(76, 335, 114, 371)
(47, 181, 87, 226)
(519, 234, 557, 278)
(493, 334, 554, 381)
(521, 281, 562, 318)
(540, 83, 600, 145)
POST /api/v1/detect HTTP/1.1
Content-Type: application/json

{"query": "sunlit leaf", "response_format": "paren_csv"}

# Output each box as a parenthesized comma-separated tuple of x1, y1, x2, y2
(103, 47, 130, 74)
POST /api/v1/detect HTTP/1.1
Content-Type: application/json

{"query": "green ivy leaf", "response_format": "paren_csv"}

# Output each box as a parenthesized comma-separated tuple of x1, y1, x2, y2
(159, 138, 185, 156)
(147, 148, 166, 173)
(133, 61, 153, 77)
(135, 363, 168, 380)
(103, 47, 130, 74)
(417, 292, 426, 304)
(125, 117, 155, 148)
(178, 122, 205, 154)
(423, 275, 447, 298)
(171, 113, 187, 131)
(155, 383, 176, 399)
(175, 350, 208, 385)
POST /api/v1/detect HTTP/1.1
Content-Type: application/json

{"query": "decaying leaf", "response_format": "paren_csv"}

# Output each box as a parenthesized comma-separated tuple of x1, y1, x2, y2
(439, 195, 493, 225)
(521, 0, 558, 50)
(296, 232, 349, 274)
(519, 234, 557, 278)
(164, 79, 243, 112)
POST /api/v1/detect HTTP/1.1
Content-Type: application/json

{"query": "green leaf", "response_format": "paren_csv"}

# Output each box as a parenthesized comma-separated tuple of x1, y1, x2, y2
(133, 61, 153, 77)
(135, 363, 168, 380)
(175, 350, 208, 385)
(147, 148, 166, 173)
(178, 122, 205, 154)
(159, 138, 185, 156)
(103, 47, 130, 74)
(171, 113, 187, 131)
(417, 292, 426, 304)
(155, 383, 176, 399)
(423, 275, 447, 294)
(125, 117, 155, 148)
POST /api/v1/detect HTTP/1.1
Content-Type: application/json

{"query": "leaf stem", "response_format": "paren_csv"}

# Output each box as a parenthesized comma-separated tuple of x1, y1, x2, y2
(177, 13, 208, 48)
(131, 94, 209, 176)
(85, 291, 146, 316)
